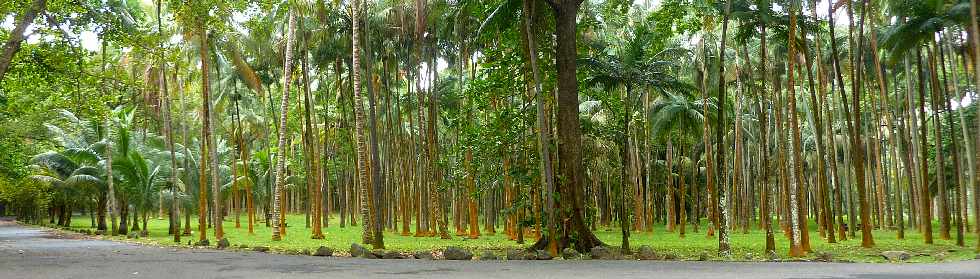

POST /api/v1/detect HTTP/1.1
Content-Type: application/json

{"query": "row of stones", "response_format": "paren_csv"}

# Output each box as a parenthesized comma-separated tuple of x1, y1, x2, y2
(62, 227, 976, 262)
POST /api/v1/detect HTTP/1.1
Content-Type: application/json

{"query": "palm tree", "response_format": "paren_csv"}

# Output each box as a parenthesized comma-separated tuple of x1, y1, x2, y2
(350, 0, 374, 245)
(196, 28, 212, 244)
(156, 0, 180, 243)
(361, 0, 386, 248)
(38, 110, 109, 229)
(583, 19, 691, 252)
(714, 0, 733, 257)
(28, 152, 104, 227)
(272, 8, 297, 241)
(785, 1, 806, 256)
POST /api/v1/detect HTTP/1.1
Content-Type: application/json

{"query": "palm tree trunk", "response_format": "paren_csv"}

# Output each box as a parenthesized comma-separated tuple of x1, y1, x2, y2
(804, 1, 835, 242)
(300, 27, 324, 239)
(927, 43, 951, 240)
(360, 0, 386, 247)
(938, 36, 966, 246)
(844, 0, 875, 248)
(271, 10, 297, 241)
(712, 0, 733, 257)
(948, 34, 975, 235)
(698, 29, 716, 238)
(755, 8, 776, 254)
(351, 0, 375, 245)
(785, 8, 806, 256)
(197, 28, 211, 244)
(968, 0, 980, 251)
(522, 0, 555, 250)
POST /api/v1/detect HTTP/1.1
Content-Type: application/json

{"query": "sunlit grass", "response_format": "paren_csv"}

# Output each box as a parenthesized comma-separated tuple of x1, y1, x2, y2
(60, 214, 977, 262)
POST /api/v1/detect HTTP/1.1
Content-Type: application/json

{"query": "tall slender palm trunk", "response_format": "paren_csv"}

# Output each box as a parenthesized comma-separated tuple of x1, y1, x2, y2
(714, 0, 732, 256)
(197, 28, 211, 243)
(271, 10, 297, 241)
(755, 4, 776, 253)
(967, 0, 980, 252)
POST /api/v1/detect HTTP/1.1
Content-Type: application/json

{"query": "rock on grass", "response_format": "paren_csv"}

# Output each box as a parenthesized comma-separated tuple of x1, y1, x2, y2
(216, 238, 230, 249)
(590, 246, 620, 260)
(506, 249, 527, 260)
(562, 248, 580, 259)
(383, 251, 406, 259)
(350, 243, 370, 258)
(535, 250, 553, 260)
(444, 247, 473, 260)
(480, 251, 498, 260)
(313, 246, 333, 257)
(636, 246, 659, 260)
(880, 251, 910, 262)
(814, 252, 833, 262)
(413, 251, 433, 260)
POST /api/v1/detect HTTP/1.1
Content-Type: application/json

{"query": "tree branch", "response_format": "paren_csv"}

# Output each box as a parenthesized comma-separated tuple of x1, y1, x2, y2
(0, 0, 48, 82)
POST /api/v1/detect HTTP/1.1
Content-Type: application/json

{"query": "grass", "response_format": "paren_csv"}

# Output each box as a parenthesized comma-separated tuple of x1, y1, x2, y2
(56, 214, 978, 263)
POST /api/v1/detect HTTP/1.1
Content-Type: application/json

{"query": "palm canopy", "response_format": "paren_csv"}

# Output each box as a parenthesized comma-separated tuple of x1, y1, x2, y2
(650, 93, 716, 141)
(582, 22, 694, 99)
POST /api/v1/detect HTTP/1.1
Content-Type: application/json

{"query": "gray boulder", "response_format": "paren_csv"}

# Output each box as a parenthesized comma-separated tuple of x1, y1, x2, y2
(313, 246, 333, 257)
(814, 252, 833, 262)
(364, 249, 383, 259)
(443, 247, 473, 260)
(535, 250, 553, 260)
(590, 246, 619, 260)
(480, 253, 497, 261)
(413, 251, 433, 260)
(480, 251, 498, 260)
(383, 251, 405, 259)
(194, 239, 209, 246)
(766, 250, 779, 261)
(350, 243, 370, 258)
(216, 238, 230, 249)
(636, 246, 659, 260)
(562, 248, 580, 259)
(506, 249, 528, 260)
(880, 251, 911, 261)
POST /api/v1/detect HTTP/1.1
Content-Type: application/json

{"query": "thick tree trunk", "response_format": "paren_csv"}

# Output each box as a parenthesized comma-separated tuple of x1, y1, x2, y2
(532, 0, 605, 253)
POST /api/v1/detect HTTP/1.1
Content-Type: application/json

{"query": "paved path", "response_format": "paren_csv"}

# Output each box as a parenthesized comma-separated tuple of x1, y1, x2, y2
(1, 218, 978, 279)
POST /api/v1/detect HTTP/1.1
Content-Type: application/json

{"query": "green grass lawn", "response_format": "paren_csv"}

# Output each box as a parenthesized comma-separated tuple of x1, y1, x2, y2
(58, 214, 978, 262)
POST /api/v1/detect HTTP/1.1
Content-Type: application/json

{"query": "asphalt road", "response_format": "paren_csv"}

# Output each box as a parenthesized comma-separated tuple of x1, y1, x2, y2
(1, 218, 978, 279)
